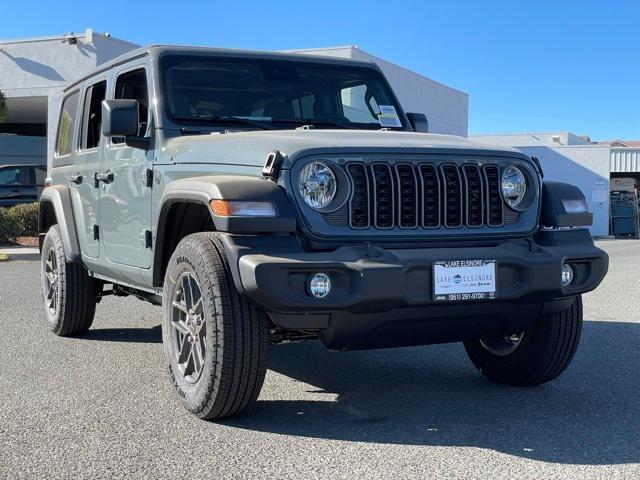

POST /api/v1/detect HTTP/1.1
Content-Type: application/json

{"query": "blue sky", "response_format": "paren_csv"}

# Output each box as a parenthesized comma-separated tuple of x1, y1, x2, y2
(3, 0, 638, 140)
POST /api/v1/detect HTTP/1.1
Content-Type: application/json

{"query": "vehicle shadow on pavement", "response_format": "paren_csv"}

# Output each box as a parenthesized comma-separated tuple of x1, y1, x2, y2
(226, 319, 640, 465)
(82, 325, 162, 343)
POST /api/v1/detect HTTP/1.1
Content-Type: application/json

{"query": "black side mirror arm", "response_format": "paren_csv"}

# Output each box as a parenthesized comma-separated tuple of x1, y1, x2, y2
(125, 136, 151, 150)
(406, 112, 429, 133)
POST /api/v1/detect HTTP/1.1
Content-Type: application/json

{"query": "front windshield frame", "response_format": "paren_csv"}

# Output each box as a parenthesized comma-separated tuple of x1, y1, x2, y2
(157, 53, 410, 132)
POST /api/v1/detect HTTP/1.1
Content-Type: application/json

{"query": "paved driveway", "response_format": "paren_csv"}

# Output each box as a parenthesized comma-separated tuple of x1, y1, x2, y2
(0, 241, 638, 479)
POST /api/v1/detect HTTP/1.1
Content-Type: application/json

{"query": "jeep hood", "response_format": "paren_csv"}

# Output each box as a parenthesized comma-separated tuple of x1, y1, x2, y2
(163, 129, 521, 168)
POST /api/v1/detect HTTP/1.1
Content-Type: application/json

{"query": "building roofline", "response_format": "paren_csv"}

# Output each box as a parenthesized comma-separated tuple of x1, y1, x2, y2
(284, 45, 468, 97)
(471, 131, 578, 137)
(0, 30, 139, 48)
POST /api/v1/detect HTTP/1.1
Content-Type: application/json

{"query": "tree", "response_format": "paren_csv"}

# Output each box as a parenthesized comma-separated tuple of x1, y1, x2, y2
(0, 90, 8, 123)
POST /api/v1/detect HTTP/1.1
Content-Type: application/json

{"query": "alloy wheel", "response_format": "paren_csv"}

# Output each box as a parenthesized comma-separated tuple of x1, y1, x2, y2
(171, 272, 207, 384)
(43, 248, 59, 316)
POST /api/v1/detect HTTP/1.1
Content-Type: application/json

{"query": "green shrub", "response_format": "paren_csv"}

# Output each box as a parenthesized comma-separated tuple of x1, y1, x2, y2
(0, 208, 17, 243)
(0, 203, 39, 243)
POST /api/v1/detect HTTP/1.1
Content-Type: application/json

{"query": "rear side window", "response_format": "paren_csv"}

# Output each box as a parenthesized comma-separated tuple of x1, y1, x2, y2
(56, 91, 80, 157)
(113, 68, 149, 144)
(80, 81, 107, 150)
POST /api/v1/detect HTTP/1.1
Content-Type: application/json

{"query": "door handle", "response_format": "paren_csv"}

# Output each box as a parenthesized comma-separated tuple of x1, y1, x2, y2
(68, 174, 83, 185)
(94, 172, 114, 187)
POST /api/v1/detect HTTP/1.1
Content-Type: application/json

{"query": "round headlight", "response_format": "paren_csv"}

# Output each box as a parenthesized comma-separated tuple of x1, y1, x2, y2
(298, 162, 337, 210)
(501, 166, 527, 209)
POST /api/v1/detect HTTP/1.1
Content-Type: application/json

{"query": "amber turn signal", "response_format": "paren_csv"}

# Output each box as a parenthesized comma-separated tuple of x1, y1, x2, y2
(210, 200, 277, 217)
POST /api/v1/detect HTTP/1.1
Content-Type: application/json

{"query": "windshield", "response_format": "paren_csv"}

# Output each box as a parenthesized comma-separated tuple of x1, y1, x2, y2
(159, 54, 407, 131)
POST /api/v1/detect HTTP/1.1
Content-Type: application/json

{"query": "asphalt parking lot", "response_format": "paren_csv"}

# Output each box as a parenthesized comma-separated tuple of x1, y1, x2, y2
(0, 240, 639, 479)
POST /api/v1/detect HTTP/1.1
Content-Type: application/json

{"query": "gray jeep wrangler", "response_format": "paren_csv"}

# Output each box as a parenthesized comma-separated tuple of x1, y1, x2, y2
(39, 46, 608, 419)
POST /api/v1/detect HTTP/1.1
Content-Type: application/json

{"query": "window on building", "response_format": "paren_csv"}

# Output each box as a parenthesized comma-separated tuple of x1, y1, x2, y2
(113, 68, 149, 144)
(55, 91, 80, 156)
(81, 80, 107, 150)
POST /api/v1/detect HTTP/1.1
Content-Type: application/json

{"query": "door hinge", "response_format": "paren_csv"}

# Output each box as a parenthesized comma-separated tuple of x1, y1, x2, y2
(93, 225, 100, 240)
(144, 230, 153, 249)
(145, 168, 154, 188)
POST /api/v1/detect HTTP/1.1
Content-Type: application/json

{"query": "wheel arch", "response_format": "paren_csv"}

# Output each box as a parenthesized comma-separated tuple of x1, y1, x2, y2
(152, 175, 296, 288)
(38, 186, 81, 262)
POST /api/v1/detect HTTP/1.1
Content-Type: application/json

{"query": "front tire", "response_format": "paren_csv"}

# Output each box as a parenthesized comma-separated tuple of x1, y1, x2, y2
(41, 225, 98, 336)
(162, 232, 269, 420)
(464, 296, 583, 386)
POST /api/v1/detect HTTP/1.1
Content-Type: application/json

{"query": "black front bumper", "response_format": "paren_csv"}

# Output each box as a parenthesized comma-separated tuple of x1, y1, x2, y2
(222, 229, 608, 350)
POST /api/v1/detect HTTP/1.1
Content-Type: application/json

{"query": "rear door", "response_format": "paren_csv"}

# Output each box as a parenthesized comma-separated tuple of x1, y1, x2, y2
(71, 78, 108, 259)
(99, 64, 153, 268)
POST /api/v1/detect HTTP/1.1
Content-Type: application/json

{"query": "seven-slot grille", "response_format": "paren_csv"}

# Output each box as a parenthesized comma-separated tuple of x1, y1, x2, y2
(346, 162, 505, 230)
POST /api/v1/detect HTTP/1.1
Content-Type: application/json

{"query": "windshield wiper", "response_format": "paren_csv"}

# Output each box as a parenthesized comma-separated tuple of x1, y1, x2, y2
(271, 118, 349, 129)
(173, 116, 274, 130)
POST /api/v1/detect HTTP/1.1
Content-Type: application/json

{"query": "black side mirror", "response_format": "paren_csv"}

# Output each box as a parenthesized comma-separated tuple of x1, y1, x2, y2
(102, 99, 151, 150)
(102, 99, 139, 137)
(406, 112, 429, 133)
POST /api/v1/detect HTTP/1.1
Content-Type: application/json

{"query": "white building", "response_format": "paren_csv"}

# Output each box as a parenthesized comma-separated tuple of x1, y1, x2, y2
(0, 29, 139, 165)
(472, 132, 637, 237)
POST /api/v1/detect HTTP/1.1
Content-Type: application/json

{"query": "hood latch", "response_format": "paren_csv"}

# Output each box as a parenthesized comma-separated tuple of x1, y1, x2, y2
(262, 150, 285, 180)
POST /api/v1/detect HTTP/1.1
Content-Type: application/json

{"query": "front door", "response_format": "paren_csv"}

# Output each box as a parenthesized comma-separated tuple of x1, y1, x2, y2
(99, 66, 153, 269)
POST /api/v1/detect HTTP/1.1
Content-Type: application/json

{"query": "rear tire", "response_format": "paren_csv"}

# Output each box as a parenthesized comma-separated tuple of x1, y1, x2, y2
(41, 225, 98, 336)
(464, 296, 583, 386)
(162, 232, 269, 420)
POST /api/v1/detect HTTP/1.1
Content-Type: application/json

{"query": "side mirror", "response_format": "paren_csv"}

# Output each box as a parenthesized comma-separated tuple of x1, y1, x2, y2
(406, 112, 429, 133)
(102, 99, 139, 137)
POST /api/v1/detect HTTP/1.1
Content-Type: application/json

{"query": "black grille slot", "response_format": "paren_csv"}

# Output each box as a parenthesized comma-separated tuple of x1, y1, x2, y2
(395, 164, 418, 228)
(371, 163, 395, 229)
(419, 164, 440, 228)
(484, 165, 504, 226)
(441, 165, 463, 227)
(347, 163, 370, 228)
(463, 165, 483, 227)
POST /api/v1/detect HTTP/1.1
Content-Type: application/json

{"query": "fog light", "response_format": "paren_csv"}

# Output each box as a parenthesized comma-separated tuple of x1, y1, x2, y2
(309, 273, 331, 298)
(561, 264, 575, 286)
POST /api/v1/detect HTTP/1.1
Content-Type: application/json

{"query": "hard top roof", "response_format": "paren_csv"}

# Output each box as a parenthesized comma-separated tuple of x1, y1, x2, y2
(64, 44, 378, 92)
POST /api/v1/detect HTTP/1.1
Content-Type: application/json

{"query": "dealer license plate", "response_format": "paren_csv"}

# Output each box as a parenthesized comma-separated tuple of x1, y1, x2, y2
(433, 260, 497, 302)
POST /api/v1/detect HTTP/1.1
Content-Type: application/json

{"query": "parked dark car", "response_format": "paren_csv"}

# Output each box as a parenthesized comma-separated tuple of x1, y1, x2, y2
(0, 164, 46, 207)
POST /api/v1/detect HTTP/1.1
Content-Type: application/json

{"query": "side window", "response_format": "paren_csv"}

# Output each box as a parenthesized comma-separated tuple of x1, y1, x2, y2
(55, 91, 80, 157)
(113, 68, 149, 144)
(80, 81, 107, 150)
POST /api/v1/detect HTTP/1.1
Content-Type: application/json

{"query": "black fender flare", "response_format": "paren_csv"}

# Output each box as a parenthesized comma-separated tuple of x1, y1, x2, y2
(39, 185, 81, 262)
(153, 175, 297, 286)
(540, 181, 593, 228)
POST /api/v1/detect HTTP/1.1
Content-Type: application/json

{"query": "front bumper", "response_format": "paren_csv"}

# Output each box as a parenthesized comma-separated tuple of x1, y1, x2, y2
(222, 229, 608, 349)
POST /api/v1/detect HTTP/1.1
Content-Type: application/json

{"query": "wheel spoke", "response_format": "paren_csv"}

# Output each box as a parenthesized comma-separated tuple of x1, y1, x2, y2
(172, 317, 190, 336)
